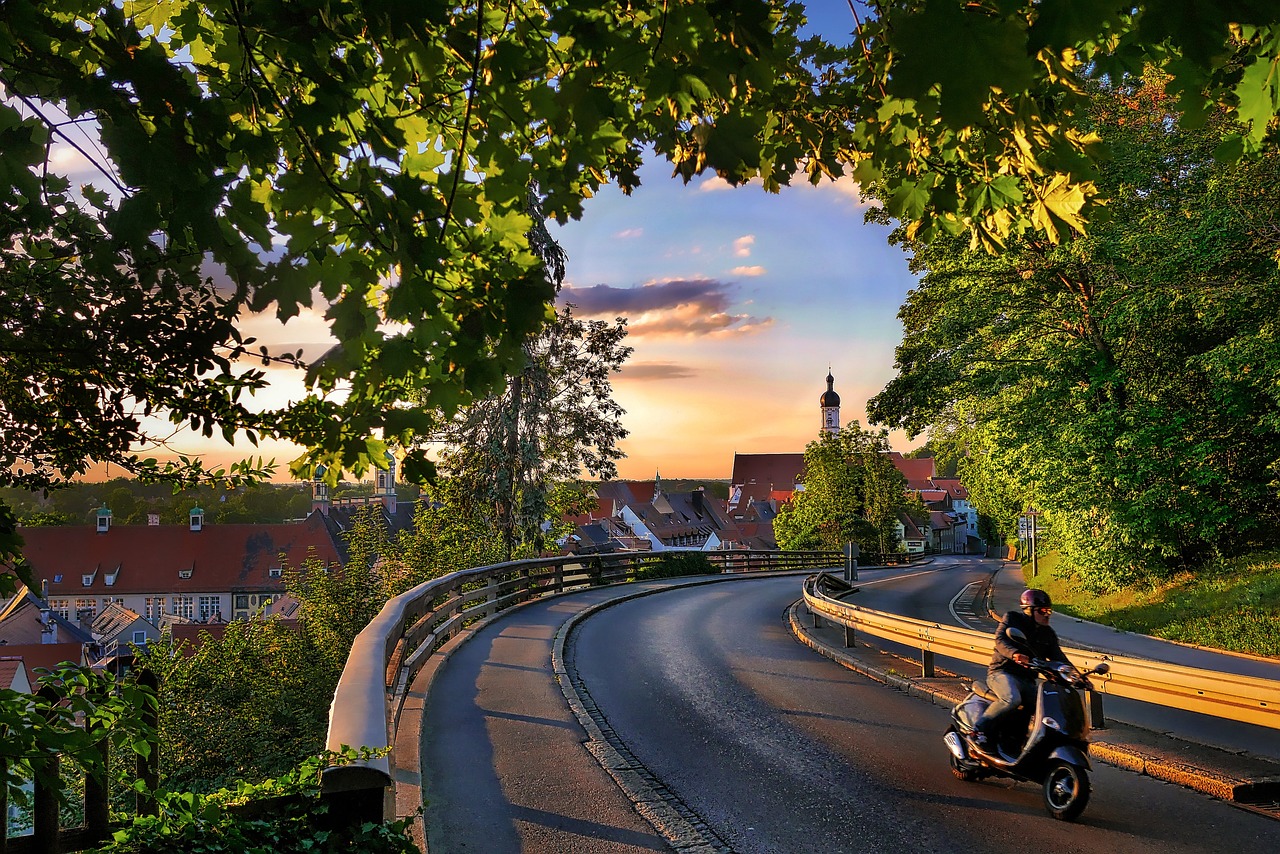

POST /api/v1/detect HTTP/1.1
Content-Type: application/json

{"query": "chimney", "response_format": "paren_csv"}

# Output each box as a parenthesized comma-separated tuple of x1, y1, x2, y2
(692, 488, 704, 515)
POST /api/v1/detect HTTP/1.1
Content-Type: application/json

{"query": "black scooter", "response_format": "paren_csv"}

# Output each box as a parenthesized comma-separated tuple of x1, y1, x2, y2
(943, 629, 1110, 821)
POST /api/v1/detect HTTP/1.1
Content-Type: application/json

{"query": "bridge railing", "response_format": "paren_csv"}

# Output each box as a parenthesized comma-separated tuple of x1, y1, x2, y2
(802, 571, 1280, 730)
(321, 549, 841, 824)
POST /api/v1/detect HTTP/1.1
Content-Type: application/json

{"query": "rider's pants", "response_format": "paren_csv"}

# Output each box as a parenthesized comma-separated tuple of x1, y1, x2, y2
(975, 670, 1035, 736)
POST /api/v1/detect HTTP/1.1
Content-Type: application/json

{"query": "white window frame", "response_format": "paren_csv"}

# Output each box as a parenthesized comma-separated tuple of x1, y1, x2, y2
(198, 596, 221, 621)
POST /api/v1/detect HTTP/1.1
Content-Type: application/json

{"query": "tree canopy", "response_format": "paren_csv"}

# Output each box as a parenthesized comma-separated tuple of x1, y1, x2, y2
(5, 2, 1280, 587)
(0, 0, 826, 493)
(773, 424, 909, 553)
(868, 73, 1280, 588)
(831, 1, 1280, 250)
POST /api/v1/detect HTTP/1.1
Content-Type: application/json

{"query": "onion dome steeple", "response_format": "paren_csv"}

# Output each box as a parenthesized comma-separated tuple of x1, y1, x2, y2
(820, 370, 841, 435)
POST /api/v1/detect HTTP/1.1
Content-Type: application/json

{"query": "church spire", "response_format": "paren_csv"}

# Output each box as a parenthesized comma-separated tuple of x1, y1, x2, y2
(820, 369, 841, 435)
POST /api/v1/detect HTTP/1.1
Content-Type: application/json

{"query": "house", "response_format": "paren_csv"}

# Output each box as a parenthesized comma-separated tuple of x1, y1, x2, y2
(887, 455, 981, 554)
(15, 508, 342, 626)
(932, 478, 981, 551)
(90, 602, 159, 670)
(0, 656, 33, 693)
(895, 512, 929, 554)
(594, 480, 742, 551)
(929, 510, 957, 553)
(0, 585, 93, 672)
(728, 453, 805, 518)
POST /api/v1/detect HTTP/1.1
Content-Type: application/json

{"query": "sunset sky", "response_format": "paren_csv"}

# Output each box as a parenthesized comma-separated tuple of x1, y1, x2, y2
(79, 4, 925, 483)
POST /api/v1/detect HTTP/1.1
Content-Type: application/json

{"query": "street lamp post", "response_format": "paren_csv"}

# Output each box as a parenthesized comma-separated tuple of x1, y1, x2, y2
(1025, 506, 1040, 577)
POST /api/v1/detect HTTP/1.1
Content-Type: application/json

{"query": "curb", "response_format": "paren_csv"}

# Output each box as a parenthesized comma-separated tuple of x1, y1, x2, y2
(405, 569, 818, 854)
(787, 599, 1279, 815)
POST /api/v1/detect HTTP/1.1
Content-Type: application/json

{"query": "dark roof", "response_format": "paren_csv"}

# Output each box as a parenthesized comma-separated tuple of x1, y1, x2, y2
(17, 513, 341, 596)
(820, 372, 841, 407)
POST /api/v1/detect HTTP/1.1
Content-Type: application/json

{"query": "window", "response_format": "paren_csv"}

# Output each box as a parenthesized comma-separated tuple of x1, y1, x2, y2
(75, 598, 96, 621)
(104, 568, 119, 587)
(232, 593, 274, 620)
(172, 596, 194, 619)
(198, 596, 221, 621)
(268, 566, 283, 578)
(49, 599, 71, 620)
(178, 568, 193, 579)
(103, 597, 124, 609)
(144, 597, 165, 621)
(132, 630, 148, 645)
(82, 574, 94, 587)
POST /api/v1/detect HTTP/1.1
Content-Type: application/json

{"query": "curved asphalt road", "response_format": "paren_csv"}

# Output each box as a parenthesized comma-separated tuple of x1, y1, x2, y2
(422, 575, 1279, 852)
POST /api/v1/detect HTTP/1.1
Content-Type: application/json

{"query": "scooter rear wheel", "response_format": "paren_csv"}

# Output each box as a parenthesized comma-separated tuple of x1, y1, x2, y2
(949, 753, 978, 781)
(1043, 760, 1090, 821)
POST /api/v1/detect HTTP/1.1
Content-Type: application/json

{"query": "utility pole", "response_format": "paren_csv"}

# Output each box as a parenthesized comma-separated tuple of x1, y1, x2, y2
(1025, 506, 1040, 577)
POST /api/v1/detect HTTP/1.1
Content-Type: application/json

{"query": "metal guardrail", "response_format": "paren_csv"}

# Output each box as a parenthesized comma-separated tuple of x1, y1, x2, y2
(321, 549, 841, 821)
(802, 572, 1280, 731)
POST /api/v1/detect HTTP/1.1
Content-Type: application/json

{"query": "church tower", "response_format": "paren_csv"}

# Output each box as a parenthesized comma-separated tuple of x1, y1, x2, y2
(820, 370, 841, 435)
(376, 449, 398, 514)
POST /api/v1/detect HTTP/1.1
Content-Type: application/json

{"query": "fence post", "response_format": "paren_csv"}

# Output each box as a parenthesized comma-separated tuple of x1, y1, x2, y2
(84, 680, 111, 846)
(1, 754, 7, 853)
(485, 574, 499, 616)
(33, 686, 59, 854)
(844, 624, 856, 648)
(136, 669, 160, 817)
(921, 648, 935, 678)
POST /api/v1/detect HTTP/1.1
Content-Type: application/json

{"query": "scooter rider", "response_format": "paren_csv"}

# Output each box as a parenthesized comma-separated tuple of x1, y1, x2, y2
(973, 588, 1072, 750)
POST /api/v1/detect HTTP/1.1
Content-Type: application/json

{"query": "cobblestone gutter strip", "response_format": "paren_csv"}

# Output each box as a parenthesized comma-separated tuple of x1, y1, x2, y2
(551, 578, 748, 854)
(788, 599, 1280, 815)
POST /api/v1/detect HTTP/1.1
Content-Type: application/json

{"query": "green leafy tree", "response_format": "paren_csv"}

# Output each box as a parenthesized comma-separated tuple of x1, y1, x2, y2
(432, 304, 631, 558)
(774, 424, 908, 553)
(869, 75, 1280, 588)
(421, 189, 630, 559)
(135, 619, 334, 793)
(0, 0, 824, 493)
(826, 2, 1280, 250)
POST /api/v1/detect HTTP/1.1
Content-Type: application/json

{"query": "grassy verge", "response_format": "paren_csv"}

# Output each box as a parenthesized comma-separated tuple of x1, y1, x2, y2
(1018, 550, 1280, 658)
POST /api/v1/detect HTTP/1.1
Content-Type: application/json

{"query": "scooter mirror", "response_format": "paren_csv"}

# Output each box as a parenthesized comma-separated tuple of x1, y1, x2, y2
(1006, 627, 1028, 643)
(1093, 662, 1110, 675)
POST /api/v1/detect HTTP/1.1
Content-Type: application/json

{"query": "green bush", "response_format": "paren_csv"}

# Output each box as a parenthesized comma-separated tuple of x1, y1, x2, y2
(635, 552, 714, 580)
(97, 752, 420, 854)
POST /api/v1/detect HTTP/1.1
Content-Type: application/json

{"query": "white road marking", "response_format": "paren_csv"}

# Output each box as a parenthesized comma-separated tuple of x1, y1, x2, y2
(949, 581, 986, 630)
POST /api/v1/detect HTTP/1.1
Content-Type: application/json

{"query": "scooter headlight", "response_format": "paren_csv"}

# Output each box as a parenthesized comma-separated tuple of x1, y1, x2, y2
(1042, 716, 1063, 732)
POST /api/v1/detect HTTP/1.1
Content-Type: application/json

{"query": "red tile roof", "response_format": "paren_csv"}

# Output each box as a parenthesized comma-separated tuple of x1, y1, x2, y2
(730, 453, 805, 490)
(0, 658, 28, 691)
(0, 643, 86, 676)
(931, 478, 970, 500)
(887, 453, 936, 485)
(18, 513, 341, 597)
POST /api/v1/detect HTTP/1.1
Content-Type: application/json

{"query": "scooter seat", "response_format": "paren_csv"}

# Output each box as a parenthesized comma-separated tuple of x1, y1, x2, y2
(971, 680, 997, 702)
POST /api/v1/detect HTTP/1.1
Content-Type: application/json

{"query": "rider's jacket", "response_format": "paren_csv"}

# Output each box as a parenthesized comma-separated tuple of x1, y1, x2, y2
(988, 610, 1069, 680)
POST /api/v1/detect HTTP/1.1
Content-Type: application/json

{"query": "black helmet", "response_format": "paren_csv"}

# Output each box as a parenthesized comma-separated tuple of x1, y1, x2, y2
(1020, 588, 1051, 610)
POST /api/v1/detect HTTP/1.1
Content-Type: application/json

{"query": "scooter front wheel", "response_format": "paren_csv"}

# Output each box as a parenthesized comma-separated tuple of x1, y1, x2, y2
(1043, 760, 1090, 821)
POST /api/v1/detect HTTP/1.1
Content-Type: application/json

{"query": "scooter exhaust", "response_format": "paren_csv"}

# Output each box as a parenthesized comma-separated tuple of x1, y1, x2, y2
(943, 730, 967, 760)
